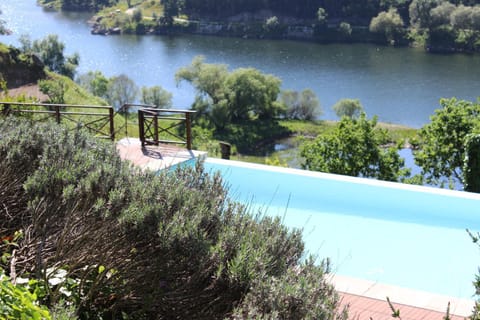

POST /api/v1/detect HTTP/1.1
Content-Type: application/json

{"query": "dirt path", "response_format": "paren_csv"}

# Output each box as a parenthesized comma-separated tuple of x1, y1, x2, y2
(1, 83, 49, 102)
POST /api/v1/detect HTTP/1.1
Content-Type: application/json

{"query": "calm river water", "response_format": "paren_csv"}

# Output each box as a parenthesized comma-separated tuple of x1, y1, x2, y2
(1, 0, 480, 127)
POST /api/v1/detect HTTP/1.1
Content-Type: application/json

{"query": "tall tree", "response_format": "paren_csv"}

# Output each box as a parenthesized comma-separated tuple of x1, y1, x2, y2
(409, 0, 442, 29)
(141, 85, 173, 108)
(430, 1, 456, 28)
(77, 70, 109, 98)
(105, 74, 138, 111)
(20, 34, 79, 79)
(332, 98, 364, 119)
(280, 89, 322, 120)
(223, 67, 283, 121)
(414, 98, 480, 188)
(0, 9, 7, 35)
(369, 8, 405, 43)
(176, 56, 282, 129)
(301, 113, 406, 182)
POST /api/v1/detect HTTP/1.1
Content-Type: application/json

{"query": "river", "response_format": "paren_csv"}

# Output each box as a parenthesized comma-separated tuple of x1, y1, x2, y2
(1, 0, 480, 128)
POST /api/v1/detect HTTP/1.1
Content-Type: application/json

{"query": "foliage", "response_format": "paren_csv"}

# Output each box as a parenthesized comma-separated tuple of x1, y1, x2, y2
(0, 9, 8, 35)
(140, 85, 172, 108)
(301, 113, 407, 182)
(176, 56, 283, 127)
(264, 16, 281, 35)
(176, 56, 287, 153)
(230, 258, 347, 319)
(161, 0, 183, 25)
(19, 35, 79, 79)
(450, 5, 473, 30)
(38, 79, 66, 104)
(463, 134, 480, 193)
(369, 8, 405, 44)
(338, 22, 352, 38)
(0, 271, 52, 320)
(38, 0, 113, 11)
(430, 2, 456, 28)
(414, 98, 480, 188)
(332, 98, 364, 119)
(409, 0, 442, 29)
(0, 44, 46, 88)
(76, 70, 109, 98)
(223, 67, 283, 121)
(105, 73, 138, 111)
(280, 89, 322, 121)
(317, 7, 328, 29)
(0, 118, 345, 319)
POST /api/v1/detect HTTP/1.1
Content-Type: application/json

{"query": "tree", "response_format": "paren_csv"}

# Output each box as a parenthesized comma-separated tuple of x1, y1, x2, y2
(176, 56, 282, 129)
(317, 7, 328, 26)
(264, 16, 281, 35)
(223, 67, 283, 121)
(338, 22, 352, 38)
(76, 70, 109, 98)
(280, 89, 322, 121)
(369, 8, 404, 44)
(0, 9, 8, 35)
(132, 8, 143, 23)
(20, 34, 79, 79)
(141, 85, 173, 108)
(175, 56, 229, 128)
(332, 98, 364, 119)
(105, 74, 138, 111)
(464, 134, 480, 193)
(414, 98, 480, 188)
(472, 6, 480, 30)
(430, 2, 456, 28)
(450, 5, 473, 30)
(409, 0, 441, 29)
(301, 113, 406, 182)
(162, 0, 183, 25)
(38, 79, 66, 104)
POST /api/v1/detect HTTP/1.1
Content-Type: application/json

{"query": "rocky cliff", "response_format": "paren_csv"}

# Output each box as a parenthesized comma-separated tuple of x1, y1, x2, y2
(0, 44, 45, 88)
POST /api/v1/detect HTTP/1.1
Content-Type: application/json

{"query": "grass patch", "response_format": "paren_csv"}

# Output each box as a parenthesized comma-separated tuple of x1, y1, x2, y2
(280, 119, 418, 144)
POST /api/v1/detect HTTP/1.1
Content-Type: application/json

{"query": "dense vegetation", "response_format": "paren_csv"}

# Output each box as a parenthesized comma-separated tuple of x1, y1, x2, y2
(0, 117, 347, 319)
(36, 0, 480, 52)
(301, 114, 408, 182)
(0, 43, 46, 88)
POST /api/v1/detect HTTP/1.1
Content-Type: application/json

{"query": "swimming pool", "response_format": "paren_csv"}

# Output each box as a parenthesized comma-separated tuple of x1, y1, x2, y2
(204, 158, 480, 300)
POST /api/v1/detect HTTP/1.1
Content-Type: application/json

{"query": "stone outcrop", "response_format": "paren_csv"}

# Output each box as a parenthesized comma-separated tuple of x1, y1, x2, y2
(0, 46, 46, 88)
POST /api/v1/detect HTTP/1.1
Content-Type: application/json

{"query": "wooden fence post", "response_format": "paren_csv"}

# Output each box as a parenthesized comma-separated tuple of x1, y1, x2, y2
(186, 112, 192, 150)
(153, 113, 159, 146)
(109, 107, 115, 141)
(138, 110, 145, 147)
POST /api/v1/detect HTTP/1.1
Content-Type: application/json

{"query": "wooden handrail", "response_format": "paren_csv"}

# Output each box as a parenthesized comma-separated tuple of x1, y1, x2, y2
(0, 101, 116, 140)
(137, 107, 196, 150)
(0, 102, 197, 150)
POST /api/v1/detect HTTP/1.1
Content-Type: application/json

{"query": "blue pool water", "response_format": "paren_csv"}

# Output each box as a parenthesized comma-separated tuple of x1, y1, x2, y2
(204, 158, 480, 299)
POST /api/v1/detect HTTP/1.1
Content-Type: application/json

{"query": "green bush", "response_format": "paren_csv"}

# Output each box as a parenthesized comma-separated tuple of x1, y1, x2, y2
(0, 269, 51, 320)
(0, 117, 345, 319)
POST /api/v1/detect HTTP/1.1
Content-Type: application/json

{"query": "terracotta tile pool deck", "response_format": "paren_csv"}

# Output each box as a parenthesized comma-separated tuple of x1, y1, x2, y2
(116, 138, 475, 319)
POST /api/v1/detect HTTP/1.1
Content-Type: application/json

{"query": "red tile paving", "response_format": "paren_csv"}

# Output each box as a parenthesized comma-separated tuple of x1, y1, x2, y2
(339, 292, 467, 320)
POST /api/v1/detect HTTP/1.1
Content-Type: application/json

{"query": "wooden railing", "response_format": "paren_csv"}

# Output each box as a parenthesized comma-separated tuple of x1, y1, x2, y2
(0, 102, 196, 150)
(138, 107, 196, 150)
(0, 102, 115, 140)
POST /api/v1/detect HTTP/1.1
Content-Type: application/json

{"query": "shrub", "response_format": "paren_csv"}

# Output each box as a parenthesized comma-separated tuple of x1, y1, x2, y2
(0, 117, 346, 319)
(0, 269, 52, 320)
